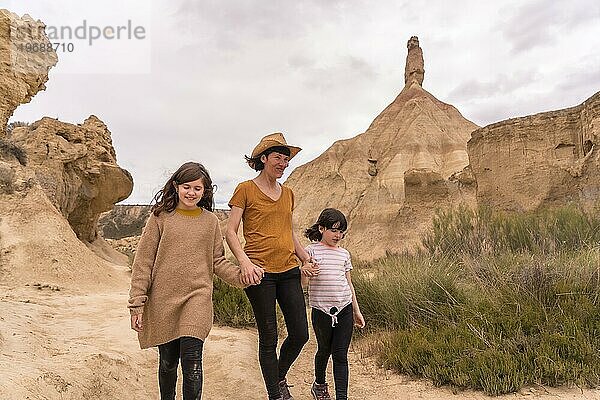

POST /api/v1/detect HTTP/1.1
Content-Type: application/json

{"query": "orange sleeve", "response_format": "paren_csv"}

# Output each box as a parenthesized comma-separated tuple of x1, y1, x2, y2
(229, 182, 247, 210)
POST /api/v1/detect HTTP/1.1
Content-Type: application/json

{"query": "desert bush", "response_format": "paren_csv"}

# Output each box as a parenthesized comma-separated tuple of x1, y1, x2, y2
(422, 205, 600, 256)
(353, 206, 600, 395)
(5, 121, 30, 136)
(212, 277, 254, 327)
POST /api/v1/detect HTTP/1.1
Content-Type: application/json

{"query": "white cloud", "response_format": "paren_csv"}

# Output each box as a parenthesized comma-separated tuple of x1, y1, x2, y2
(5, 0, 600, 207)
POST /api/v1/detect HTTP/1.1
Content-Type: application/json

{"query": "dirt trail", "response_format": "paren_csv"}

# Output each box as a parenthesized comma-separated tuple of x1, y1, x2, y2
(2, 281, 600, 399)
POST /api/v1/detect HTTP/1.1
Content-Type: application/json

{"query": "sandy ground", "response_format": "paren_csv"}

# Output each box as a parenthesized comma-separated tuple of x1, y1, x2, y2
(2, 271, 600, 400)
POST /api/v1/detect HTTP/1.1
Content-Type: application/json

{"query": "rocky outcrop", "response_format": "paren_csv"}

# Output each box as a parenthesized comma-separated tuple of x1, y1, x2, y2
(106, 236, 140, 264)
(99, 205, 152, 239)
(9, 116, 133, 242)
(0, 9, 57, 133)
(0, 170, 126, 289)
(286, 37, 478, 260)
(0, 115, 133, 285)
(405, 36, 424, 86)
(468, 91, 600, 211)
(0, 10, 131, 289)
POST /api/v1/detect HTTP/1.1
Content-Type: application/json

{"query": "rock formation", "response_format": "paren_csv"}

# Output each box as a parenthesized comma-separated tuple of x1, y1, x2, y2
(468, 91, 600, 211)
(99, 205, 153, 239)
(0, 10, 132, 288)
(0, 181, 126, 289)
(9, 116, 133, 242)
(405, 36, 424, 86)
(286, 37, 479, 260)
(0, 9, 57, 133)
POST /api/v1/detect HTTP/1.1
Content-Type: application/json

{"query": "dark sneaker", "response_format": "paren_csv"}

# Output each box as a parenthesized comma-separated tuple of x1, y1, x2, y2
(311, 382, 331, 400)
(278, 378, 294, 400)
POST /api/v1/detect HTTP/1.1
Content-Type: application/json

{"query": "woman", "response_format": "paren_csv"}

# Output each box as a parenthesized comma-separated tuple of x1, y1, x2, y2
(226, 133, 314, 400)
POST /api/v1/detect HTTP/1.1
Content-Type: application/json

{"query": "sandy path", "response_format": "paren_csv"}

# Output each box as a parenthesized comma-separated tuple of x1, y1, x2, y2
(2, 284, 600, 399)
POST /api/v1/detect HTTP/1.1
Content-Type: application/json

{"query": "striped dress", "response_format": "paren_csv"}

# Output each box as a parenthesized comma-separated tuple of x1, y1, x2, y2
(305, 242, 353, 326)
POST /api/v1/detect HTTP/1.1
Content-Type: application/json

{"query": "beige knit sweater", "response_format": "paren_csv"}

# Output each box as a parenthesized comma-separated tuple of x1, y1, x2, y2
(128, 208, 244, 349)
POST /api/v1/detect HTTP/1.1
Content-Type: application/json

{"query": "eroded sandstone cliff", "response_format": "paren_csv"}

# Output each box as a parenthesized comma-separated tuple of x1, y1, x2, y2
(468, 91, 600, 211)
(286, 37, 479, 259)
(0, 9, 57, 133)
(9, 116, 133, 242)
(0, 9, 132, 288)
(99, 205, 152, 239)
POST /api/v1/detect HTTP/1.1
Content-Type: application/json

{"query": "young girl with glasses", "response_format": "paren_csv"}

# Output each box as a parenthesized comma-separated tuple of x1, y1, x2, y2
(302, 208, 365, 400)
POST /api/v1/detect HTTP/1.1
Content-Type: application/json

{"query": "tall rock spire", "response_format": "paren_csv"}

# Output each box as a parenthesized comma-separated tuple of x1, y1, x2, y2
(404, 36, 424, 86)
(286, 36, 479, 260)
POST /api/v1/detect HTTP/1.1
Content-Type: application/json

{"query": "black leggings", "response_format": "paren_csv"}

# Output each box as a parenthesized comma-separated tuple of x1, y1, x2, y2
(312, 304, 354, 400)
(245, 267, 309, 400)
(157, 336, 204, 400)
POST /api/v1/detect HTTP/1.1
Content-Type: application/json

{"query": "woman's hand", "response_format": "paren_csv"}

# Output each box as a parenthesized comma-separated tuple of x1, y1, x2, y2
(131, 314, 143, 332)
(300, 258, 320, 277)
(353, 310, 365, 328)
(241, 260, 264, 285)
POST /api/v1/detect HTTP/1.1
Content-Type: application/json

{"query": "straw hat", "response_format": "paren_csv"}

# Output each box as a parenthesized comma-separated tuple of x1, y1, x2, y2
(250, 132, 302, 160)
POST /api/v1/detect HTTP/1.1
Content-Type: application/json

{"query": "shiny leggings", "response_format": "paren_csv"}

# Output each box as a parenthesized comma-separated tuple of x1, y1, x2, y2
(245, 267, 309, 400)
(312, 304, 354, 400)
(157, 336, 204, 400)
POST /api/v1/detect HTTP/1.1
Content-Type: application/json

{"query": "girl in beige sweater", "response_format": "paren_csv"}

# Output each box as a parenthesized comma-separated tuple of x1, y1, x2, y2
(128, 161, 252, 400)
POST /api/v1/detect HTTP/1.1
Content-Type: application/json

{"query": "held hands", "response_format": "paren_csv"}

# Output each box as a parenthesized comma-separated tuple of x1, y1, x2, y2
(241, 260, 264, 286)
(300, 258, 320, 277)
(130, 314, 143, 332)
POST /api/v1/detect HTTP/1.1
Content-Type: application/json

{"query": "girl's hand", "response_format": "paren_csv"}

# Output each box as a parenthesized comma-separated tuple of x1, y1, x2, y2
(353, 311, 365, 328)
(250, 264, 265, 285)
(131, 314, 143, 332)
(241, 260, 264, 285)
(300, 258, 320, 277)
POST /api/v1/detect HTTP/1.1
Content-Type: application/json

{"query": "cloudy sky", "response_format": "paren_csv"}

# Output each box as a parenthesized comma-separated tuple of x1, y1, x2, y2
(4, 0, 600, 207)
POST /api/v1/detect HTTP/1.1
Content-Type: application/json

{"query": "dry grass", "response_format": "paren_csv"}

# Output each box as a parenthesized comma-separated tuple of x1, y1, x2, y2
(352, 205, 600, 395)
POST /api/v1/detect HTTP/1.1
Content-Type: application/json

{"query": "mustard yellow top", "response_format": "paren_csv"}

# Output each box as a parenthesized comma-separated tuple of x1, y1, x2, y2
(175, 207, 203, 217)
(229, 180, 299, 273)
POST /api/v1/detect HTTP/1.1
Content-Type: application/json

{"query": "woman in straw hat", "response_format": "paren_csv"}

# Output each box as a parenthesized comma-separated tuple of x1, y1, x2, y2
(226, 133, 316, 400)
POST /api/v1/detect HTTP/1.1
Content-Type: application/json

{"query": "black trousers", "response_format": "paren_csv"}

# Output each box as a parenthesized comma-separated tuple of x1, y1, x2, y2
(312, 304, 354, 400)
(157, 336, 204, 400)
(245, 267, 309, 400)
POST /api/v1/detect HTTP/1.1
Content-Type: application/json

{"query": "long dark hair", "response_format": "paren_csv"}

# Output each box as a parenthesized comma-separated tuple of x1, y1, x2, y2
(304, 208, 348, 242)
(151, 162, 215, 216)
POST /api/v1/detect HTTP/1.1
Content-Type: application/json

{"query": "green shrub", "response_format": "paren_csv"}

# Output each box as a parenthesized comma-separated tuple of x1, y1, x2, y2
(422, 205, 600, 257)
(357, 251, 600, 394)
(354, 206, 600, 395)
(212, 277, 254, 327)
